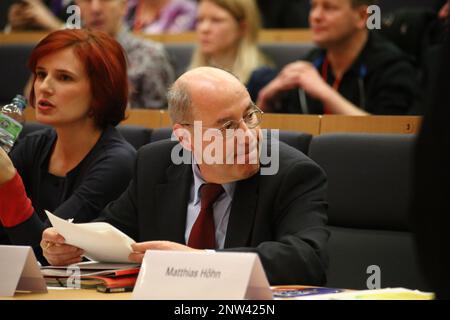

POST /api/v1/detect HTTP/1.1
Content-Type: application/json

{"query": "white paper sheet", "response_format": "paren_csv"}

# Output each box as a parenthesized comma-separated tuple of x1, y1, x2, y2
(45, 210, 135, 263)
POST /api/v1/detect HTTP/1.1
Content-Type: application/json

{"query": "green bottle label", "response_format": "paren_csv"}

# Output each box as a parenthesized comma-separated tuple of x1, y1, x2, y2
(0, 113, 23, 141)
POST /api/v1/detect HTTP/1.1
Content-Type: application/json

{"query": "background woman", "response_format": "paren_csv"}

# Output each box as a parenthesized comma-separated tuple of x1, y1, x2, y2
(189, 0, 277, 102)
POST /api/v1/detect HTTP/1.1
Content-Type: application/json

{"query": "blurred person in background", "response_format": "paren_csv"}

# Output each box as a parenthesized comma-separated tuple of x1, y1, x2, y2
(258, 0, 419, 115)
(75, 0, 175, 108)
(125, 0, 197, 34)
(408, 0, 448, 115)
(189, 0, 276, 102)
(7, 0, 73, 32)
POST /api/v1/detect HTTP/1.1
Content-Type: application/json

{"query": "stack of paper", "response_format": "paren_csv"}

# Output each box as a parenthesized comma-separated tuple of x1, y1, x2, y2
(41, 261, 140, 293)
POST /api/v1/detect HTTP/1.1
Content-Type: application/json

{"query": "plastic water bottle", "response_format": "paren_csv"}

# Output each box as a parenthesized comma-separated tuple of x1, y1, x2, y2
(0, 95, 27, 153)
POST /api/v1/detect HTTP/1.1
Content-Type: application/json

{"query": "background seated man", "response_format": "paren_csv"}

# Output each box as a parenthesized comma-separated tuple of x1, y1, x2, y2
(257, 0, 419, 115)
(40, 67, 330, 286)
(75, 0, 175, 109)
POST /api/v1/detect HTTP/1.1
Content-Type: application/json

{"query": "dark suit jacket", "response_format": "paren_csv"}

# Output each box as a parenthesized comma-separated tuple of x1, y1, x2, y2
(411, 42, 450, 299)
(100, 139, 329, 285)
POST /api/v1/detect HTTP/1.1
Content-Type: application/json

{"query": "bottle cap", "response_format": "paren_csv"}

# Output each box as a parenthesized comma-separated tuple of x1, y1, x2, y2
(12, 95, 27, 111)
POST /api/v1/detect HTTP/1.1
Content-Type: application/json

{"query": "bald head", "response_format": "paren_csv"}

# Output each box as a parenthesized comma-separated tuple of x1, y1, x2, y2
(168, 67, 248, 124)
(169, 67, 261, 184)
(178, 66, 243, 91)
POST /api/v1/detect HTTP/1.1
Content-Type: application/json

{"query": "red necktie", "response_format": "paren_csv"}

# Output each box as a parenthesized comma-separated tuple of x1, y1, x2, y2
(188, 183, 224, 249)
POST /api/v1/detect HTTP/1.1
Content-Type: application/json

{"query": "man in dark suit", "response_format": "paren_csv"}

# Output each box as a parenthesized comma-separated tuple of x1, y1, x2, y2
(40, 67, 329, 286)
(411, 38, 450, 298)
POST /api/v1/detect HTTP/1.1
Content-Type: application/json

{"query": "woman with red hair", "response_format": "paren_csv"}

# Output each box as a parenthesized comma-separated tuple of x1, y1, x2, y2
(0, 29, 136, 264)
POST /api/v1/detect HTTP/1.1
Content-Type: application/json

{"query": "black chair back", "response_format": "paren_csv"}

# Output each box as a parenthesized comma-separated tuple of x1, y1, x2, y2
(117, 125, 152, 150)
(309, 133, 429, 290)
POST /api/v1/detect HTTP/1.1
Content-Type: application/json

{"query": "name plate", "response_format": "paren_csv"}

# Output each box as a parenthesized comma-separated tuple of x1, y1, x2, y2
(0, 245, 47, 296)
(132, 251, 273, 300)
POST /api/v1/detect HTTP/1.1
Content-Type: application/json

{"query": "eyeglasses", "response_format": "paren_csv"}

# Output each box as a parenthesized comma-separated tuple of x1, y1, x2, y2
(180, 104, 263, 138)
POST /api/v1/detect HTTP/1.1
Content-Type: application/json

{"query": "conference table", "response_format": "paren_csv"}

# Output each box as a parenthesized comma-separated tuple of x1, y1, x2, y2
(1, 287, 434, 300)
(1, 288, 131, 300)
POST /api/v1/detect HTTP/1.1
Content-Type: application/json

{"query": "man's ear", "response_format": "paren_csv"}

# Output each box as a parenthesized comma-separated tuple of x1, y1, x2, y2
(173, 124, 193, 151)
(355, 5, 369, 29)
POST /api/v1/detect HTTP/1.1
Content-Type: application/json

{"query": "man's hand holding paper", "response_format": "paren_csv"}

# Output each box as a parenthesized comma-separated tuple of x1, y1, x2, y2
(41, 228, 84, 266)
(42, 210, 136, 265)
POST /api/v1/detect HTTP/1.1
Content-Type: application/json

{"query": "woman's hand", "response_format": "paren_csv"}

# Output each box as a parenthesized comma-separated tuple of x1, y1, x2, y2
(0, 147, 16, 185)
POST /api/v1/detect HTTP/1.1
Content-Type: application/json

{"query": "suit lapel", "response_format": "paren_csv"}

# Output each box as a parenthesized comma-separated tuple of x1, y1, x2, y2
(224, 173, 259, 248)
(153, 162, 193, 244)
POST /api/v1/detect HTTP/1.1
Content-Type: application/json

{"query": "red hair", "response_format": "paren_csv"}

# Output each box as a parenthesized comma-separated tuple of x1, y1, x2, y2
(28, 29, 128, 128)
